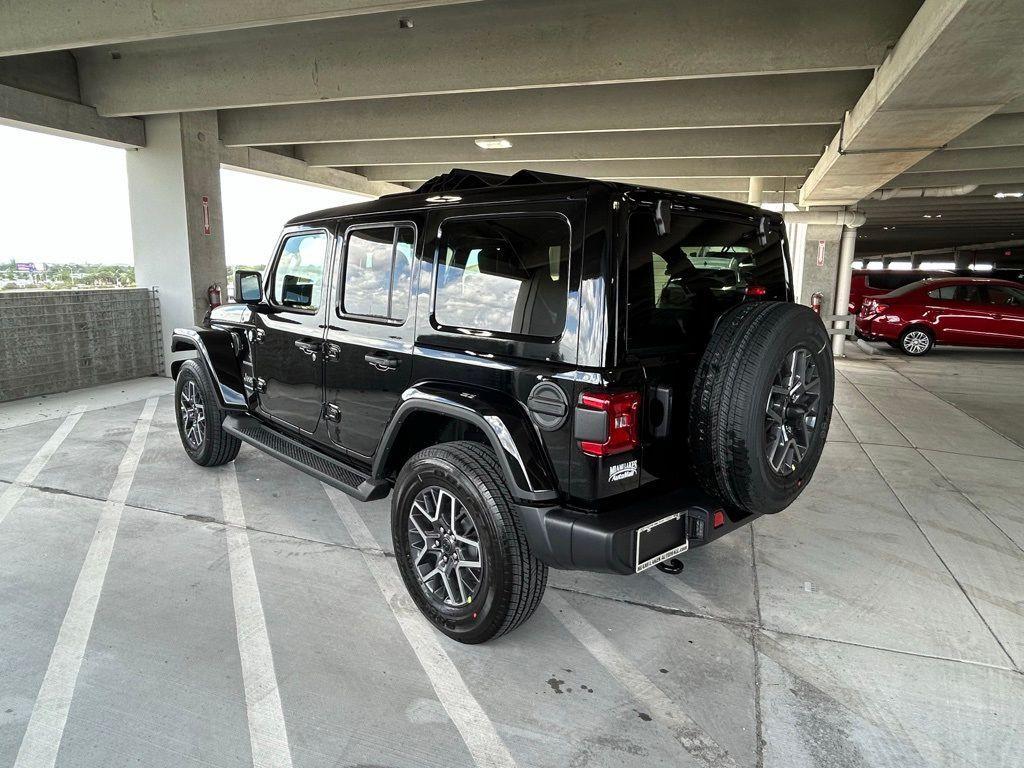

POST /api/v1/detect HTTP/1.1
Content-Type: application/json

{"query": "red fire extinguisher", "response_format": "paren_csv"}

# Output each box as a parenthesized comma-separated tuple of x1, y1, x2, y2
(810, 292, 823, 314)
(207, 283, 223, 309)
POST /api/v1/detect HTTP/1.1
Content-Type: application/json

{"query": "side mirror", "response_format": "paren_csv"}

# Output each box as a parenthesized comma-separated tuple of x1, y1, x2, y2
(234, 270, 263, 304)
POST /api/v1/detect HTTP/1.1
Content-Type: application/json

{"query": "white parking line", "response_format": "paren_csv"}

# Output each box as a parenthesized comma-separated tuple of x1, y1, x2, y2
(219, 463, 294, 768)
(544, 591, 737, 768)
(0, 406, 86, 528)
(324, 484, 517, 768)
(13, 397, 158, 768)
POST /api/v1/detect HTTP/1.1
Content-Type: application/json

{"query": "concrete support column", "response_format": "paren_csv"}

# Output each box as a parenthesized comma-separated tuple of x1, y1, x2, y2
(126, 112, 225, 375)
(954, 249, 972, 270)
(793, 224, 843, 312)
(831, 225, 858, 357)
(911, 254, 924, 269)
(747, 176, 764, 207)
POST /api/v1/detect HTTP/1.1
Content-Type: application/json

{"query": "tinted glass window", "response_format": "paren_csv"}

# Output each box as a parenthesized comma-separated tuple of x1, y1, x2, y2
(272, 232, 328, 310)
(434, 215, 570, 337)
(927, 286, 957, 300)
(342, 225, 415, 321)
(987, 286, 1024, 306)
(627, 211, 788, 351)
(954, 285, 984, 303)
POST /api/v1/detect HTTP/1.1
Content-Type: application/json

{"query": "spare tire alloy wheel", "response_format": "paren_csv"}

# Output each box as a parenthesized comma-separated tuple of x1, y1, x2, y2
(179, 379, 206, 450)
(689, 301, 834, 516)
(765, 348, 821, 476)
(408, 486, 483, 607)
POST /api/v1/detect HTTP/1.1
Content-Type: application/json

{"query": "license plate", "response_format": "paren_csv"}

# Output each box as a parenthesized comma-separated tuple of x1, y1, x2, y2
(635, 512, 689, 573)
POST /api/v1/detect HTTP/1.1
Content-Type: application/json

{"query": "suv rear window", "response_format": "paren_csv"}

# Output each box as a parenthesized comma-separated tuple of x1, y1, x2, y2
(434, 215, 570, 338)
(627, 211, 788, 352)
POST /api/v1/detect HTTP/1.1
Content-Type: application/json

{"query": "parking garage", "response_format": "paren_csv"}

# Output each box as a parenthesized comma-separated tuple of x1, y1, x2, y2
(2, 2, 1023, 767)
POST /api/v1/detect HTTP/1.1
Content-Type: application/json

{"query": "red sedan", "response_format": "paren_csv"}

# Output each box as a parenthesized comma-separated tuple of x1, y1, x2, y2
(855, 277, 1024, 355)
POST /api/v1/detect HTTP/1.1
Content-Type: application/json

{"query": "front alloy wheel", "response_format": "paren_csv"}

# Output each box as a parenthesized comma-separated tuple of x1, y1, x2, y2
(764, 347, 822, 476)
(179, 378, 207, 450)
(408, 486, 483, 608)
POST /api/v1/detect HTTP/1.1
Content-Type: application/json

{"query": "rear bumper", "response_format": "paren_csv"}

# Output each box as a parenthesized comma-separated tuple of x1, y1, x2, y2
(515, 485, 760, 575)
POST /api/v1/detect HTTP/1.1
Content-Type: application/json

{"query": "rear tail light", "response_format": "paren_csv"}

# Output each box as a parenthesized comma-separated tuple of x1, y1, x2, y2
(745, 284, 767, 297)
(712, 509, 726, 529)
(578, 391, 640, 456)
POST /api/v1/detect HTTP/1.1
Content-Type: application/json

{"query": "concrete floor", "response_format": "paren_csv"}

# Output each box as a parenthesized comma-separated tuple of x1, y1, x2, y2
(2, 347, 1023, 768)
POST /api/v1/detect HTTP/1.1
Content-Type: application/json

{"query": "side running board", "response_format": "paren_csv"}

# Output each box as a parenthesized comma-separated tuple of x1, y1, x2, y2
(223, 414, 390, 502)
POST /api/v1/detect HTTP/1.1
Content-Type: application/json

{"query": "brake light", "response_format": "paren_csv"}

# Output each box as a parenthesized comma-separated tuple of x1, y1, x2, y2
(745, 284, 767, 297)
(578, 391, 640, 456)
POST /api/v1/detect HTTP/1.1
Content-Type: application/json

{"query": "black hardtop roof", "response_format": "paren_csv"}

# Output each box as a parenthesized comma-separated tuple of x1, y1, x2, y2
(286, 168, 779, 226)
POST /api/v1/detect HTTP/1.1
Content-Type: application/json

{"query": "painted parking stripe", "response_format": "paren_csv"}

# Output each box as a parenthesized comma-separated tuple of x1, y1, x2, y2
(0, 406, 87, 527)
(324, 485, 517, 768)
(219, 463, 294, 768)
(13, 397, 158, 768)
(545, 591, 738, 768)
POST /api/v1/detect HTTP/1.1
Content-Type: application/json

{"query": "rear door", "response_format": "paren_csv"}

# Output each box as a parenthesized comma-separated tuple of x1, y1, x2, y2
(932, 283, 997, 345)
(625, 207, 791, 486)
(322, 220, 417, 460)
(251, 227, 331, 434)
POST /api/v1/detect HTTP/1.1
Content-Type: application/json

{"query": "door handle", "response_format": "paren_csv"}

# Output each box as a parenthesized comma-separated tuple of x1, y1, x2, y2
(365, 352, 399, 371)
(294, 339, 320, 359)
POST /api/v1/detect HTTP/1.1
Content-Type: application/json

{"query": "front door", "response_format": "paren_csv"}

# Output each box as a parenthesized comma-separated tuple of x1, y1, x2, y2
(322, 221, 417, 459)
(251, 227, 331, 434)
(984, 284, 1024, 348)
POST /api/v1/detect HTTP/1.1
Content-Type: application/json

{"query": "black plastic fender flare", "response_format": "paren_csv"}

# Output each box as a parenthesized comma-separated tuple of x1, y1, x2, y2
(374, 383, 558, 503)
(171, 327, 248, 409)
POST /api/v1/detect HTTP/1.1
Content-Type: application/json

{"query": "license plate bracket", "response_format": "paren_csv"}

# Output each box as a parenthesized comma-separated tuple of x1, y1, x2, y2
(635, 512, 689, 573)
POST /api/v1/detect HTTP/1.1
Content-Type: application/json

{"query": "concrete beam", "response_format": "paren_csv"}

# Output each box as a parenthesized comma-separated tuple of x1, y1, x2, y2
(948, 113, 1024, 150)
(890, 168, 1024, 188)
(294, 125, 834, 167)
(220, 71, 868, 146)
(800, 0, 1024, 206)
(0, 83, 145, 148)
(0, 1, 481, 56)
(75, 0, 918, 115)
(353, 158, 816, 182)
(908, 146, 1024, 173)
(219, 145, 408, 198)
(610, 177, 805, 194)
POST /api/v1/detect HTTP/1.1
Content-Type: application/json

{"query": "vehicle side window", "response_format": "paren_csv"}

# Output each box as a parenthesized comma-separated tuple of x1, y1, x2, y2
(272, 231, 328, 310)
(434, 215, 570, 338)
(954, 285, 984, 303)
(927, 286, 957, 300)
(342, 224, 415, 321)
(987, 286, 1024, 306)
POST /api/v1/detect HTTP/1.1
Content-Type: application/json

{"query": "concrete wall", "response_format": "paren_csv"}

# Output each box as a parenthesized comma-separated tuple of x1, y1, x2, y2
(0, 289, 162, 402)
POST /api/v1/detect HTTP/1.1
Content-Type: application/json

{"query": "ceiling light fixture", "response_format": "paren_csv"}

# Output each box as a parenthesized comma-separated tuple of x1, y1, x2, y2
(425, 195, 461, 203)
(994, 191, 1023, 198)
(474, 137, 513, 150)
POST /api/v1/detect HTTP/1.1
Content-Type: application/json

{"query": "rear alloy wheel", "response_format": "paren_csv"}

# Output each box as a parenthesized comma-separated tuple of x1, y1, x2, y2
(392, 441, 547, 643)
(407, 486, 483, 608)
(900, 328, 933, 356)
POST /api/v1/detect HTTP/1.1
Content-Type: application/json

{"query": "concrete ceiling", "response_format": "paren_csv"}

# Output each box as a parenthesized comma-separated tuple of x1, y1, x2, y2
(2, 0, 1024, 256)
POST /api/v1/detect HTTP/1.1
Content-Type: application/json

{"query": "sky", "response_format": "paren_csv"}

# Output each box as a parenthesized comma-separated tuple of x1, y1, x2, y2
(0, 124, 367, 267)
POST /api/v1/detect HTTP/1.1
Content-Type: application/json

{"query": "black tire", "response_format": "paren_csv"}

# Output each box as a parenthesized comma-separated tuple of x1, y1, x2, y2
(174, 359, 241, 467)
(898, 326, 934, 356)
(391, 441, 547, 644)
(689, 301, 834, 515)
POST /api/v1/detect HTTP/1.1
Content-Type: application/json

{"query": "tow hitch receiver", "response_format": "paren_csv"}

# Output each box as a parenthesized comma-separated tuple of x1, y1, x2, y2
(635, 512, 689, 573)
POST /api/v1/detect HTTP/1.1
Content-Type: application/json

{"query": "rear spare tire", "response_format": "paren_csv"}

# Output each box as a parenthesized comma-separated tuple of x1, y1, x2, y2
(689, 301, 833, 515)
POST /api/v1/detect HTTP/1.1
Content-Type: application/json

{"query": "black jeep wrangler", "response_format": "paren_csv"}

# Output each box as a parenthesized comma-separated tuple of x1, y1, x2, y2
(172, 169, 832, 643)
